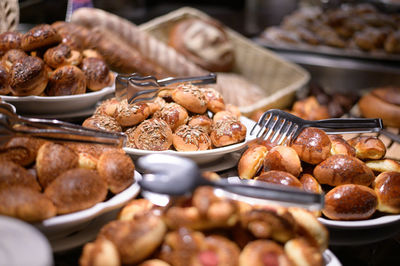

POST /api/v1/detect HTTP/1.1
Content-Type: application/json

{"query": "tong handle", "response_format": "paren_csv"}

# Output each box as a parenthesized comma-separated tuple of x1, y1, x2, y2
(308, 118, 383, 133)
(157, 73, 217, 86)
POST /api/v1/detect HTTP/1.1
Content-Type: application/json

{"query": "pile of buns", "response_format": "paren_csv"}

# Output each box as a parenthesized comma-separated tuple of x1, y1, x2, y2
(83, 83, 247, 151)
(0, 136, 135, 222)
(80, 188, 329, 266)
(0, 23, 114, 96)
(238, 127, 400, 221)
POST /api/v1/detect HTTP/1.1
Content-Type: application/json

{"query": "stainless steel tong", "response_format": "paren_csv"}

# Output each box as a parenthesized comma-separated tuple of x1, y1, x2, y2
(251, 109, 383, 145)
(115, 73, 217, 104)
(137, 154, 324, 211)
(0, 101, 126, 147)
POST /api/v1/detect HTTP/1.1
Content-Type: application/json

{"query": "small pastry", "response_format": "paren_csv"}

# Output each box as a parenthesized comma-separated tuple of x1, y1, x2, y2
(0, 136, 46, 166)
(255, 170, 303, 189)
(80, 238, 120, 266)
(82, 114, 122, 132)
(188, 115, 213, 134)
(329, 135, 356, 157)
(171, 83, 207, 114)
(94, 98, 120, 117)
(284, 238, 324, 266)
(263, 146, 302, 177)
(21, 24, 61, 51)
(365, 159, 400, 173)
(154, 102, 189, 131)
(239, 240, 292, 266)
(0, 159, 41, 191)
(0, 31, 22, 55)
(347, 136, 386, 160)
(238, 144, 268, 179)
(212, 110, 237, 123)
(201, 87, 225, 113)
(0, 64, 10, 94)
(118, 198, 156, 221)
(299, 174, 323, 194)
(374, 172, 400, 213)
(80, 57, 113, 91)
(46, 65, 86, 96)
(43, 43, 82, 68)
(210, 118, 246, 147)
(172, 125, 211, 151)
(115, 101, 150, 127)
(133, 118, 173, 151)
(1, 49, 27, 71)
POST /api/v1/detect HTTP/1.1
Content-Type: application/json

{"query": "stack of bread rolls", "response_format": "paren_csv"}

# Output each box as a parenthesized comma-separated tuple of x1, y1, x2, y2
(238, 128, 400, 221)
(0, 23, 114, 96)
(80, 187, 329, 266)
(83, 82, 247, 151)
(0, 137, 135, 222)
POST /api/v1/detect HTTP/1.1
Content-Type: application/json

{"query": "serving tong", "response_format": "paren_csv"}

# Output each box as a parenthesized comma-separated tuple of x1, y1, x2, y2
(115, 73, 217, 104)
(137, 154, 324, 211)
(0, 101, 126, 147)
(251, 109, 383, 145)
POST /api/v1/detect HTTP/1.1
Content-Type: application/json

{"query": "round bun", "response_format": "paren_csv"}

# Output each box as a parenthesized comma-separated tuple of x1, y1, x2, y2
(172, 125, 211, 151)
(118, 198, 155, 221)
(255, 170, 303, 189)
(347, 136, 386, 160)
(359, 87, 400, 128)
(97, 150, 135, 194)
(94, 98, 120, 117)
(171, 83, 207, 114)
(200, 235, 240, 266)
(133, 118, 173, 151)
(1, 49, 27, 71)
(154, 102, 188, 131)
(212, 110, 237, 123)
(169, 18, 234, 72)
(9, 56, 48, 96)
(82, 114, 122, 132)
(290, 127, 331, 165)
(46, 65, 86, 96)
(43, 43, 82, 69)
(323, 184, 377, 220)
(0, 31, 22, 55)
(80, 238, 120, 266)
(0, 64, 10, 94)
(292, 96, 330, 121)
(299, 174, 323, 194)
(0, 159, 41, 191)
(0, 186, 56, 222)
(201, 87, 225, 113)
(188, 115, 213, 134)
(313, 154, 375, 187)
(44, 168, 108, 214)
(210, 118, 246, 147)
(263, 146, 302, 177)
(116, 101, 151, 127)
(365, 159, 400, 173)
(284, 238, 324, 266)
(329, 135, 356, 157)
(374, 171, 400, 213)
(21, 24, 61, 51)
(238, 144, 268, 179)
(0, 136, 45, 166)
(80, 57, 113, 91)
(239, 240, 291, 266)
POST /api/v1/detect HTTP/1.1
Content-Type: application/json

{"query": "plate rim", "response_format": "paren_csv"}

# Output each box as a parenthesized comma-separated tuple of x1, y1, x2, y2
(318, 214, 400, 229)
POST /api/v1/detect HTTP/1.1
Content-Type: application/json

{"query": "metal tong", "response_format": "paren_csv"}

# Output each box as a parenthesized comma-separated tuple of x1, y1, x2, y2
(0, 101, 126, 147)
(115, 73, 217, 104)
(137, 154, 324, 211)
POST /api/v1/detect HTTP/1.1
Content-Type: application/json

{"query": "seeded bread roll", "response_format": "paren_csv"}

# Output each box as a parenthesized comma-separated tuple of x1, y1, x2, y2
(171, 83, 207, 114)
(82, 114, 122, 132)
(172, 125, 211, 151)
(153, 102, 189, 132)
(133, 118, 173, 151)
(201, 87, 225, 113)
(46, 65, 86, 96)
(115, 101, 150, 127)
(188, 115, 213, 134)
(210, 118, 246, 147)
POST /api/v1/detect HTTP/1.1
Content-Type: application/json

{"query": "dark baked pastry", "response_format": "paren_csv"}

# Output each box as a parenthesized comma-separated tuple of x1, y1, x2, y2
(43, 43, 82, 69)
(153, 102, 189, 131)
(80, 57, 113, 91)
(46, 65, 86, 96)
(21, 24, 61, 51)
(0, 31, 22, 55)
(82, 114, 122, 132)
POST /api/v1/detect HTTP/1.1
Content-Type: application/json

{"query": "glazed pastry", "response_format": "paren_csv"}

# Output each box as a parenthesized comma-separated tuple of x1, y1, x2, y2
(210, 118, 246, 147)
(0, 186, 56, 222)
(94, 98, 120, 117)
(115, 101, 150, 127)
(0, 64, 10, 94)
(299, 174, 323, 194)
(238, 144, 268, 179)
(255, 170, 303, 189)
(329, 135, 356, 157)
(44, 168, 108, 214)
(169, 18, 234, 72)
(284, 238, 324, 266)
(46, 65, 86, 96)
(153, 102, 189, 131)
(201, 87, 225, 113)
(239, 240, 292, 266)
(0, 159, 41, 191)
(291, 96, 330, 121)
(9, 56, 48, 96)
(21, 24, 61, 51)
(0, 31, 22, 55)
(263, 146, 302, 177)
(225, 103, 242, 118)
(1, 48, 27, 71)
(133, 118, 173, 151)
(118, 198, 156, 221)
(374, 172, 400, 213)
(80, 238, 120, 266)
(97, 150, 135, 194)
(172, 125, 211, 151)
(188, 115, 213, 134)
(313, 154, 375, 187)
(0, 136, 46, 166)
(82, 114, 122, 132)
(212, 110, 237, 123)
(365, 159, 400, 173)
(171, 83, 207, 114)
(43, 43, 82, 69)
(347, 136, 386, 160)
(80, 57, 113, 91)
(323, 184, 377, 220)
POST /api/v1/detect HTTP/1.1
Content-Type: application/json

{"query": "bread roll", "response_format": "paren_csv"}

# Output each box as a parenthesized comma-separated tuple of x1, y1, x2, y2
(1, 48, 27, 72)
(255, 170, 303, 189)
(299, 174, 323, 194)
(82, 114, 122, 132)
(212, 110, 237, 123)
(115, 101, 151, 127)
(263, 146, 302, 177)
(80, 238, 120, 266)
(0, 136, 46, 166)
(0, 160, 41, 191)
(21, 24, 61, 51)
(284, 238, 324, 266)
(238, 144, 268, 179)
(46, 65, 86, 96)
(374, 171, 400, 213)
(188, 115, 213, 134)
(153, 102, 189, 132)
(329, 135, 356, 157)
(239, 240, 292, 266)
(43, 43, 82, 68)
(201, 87, 225, 113)
(80, 57, 113, 91)
(210, 118, 246, 147)
(172, 125, 211, 151)
(0, 64, 10, 94)
(323, 184, 377, 220)
(133, 118, 173, 151)
(94, 98, 119, 117)
(44, 168, 108, 214)
(347, 136, 386, 160)
(365, 159, 400, 173)
(118, 198, 155, 221)
(0, 31, 22, 55)
(313, 154, 375, 186)
(171, 83, 207, 114)
(292, 96, 330, 121)
(200, 235, 240, 266)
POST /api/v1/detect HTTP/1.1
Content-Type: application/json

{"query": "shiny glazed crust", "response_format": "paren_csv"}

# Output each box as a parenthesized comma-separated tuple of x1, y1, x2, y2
(210, 118, 246, 147)
(263, 146, 302, 177)
(21, 24, 61, 51)
(374, 172, 400, 213)
(80, 57, 113, 91)
(46, 65, 86, 96)
(153, 102, 188, 131)
(171, 83, 207, 114)
(255, 170, 303, 189)
(238, 144, 268, 179)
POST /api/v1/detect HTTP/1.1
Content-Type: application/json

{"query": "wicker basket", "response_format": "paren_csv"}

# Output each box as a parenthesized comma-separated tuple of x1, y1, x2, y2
(139, 7, 310, 116)
(0, 0, 19, 33)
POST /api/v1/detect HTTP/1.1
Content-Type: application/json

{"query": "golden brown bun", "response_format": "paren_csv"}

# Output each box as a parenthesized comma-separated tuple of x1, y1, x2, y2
(299, 174, 323, 194)
(118, 198, 155, 221)
(239, 240, 292, 266)
(313, 154, 375, 186)
(115, 101, 150, 127)
(263, 146, 302, 177)
(36, 142, 79, 188)
(63, 142, 114, 160)
(94, 98, 119, 117)
(201, 235, 240, 266)
(212, 110, 237, 123)
(372, 87, 400, 106)
(0, 31, 22, 54)
(0, 136, 46, 166)
(124, 127, 137, 149)
(359, 89, 400, 128)
(80, 57, 113, 91)
(46, 65, 86, 96)
(82, 114, 122, 132)
(255, 170, 303, 189)
(374, 172, 400, 213)
(0, 160, 41, 191)
(82, 49, 103, 59)
(172, 125, 211, 151)
(238, 144, 268, 179)
(171, 83, 207, 114)
(21, 24, 61, 51)
(153, 102, 189, 132)
(284, 238, 324, 266)
(0, 64, 10, 94)
(9, 56, 48, 96)
(80, 238, 120, 266)
(365, 159, 400, 173)
(0, 186, 56, 222)
(43, 43, 82, 68)
(323, 184, 377, 220)
(169, 18, 234, 72)
(1, 49, 27, 72)
(133, 118, 173, 151)
(225, 103, 242, 118)
(329, 135, 356, 157)
(44, 168, 108, 214)
(97, 150, 135, 194)
(347, 136, 386, 160)
(201, 87, 225, 113)
(99, 215, 167, 265)
(292, 96, 330, 121)
(290, 128, 331, 165)
(188, 115, 213, 134)
(210, 118, 246, 147)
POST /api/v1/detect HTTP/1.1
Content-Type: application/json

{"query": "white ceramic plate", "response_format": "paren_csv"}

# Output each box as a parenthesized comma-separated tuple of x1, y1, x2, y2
(34, 171, 141, 239)
(319, 214, 400, 229)
(0, 215, 53, 266)
(1, 84, 114, 115)
(124, 116, 256, 165)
